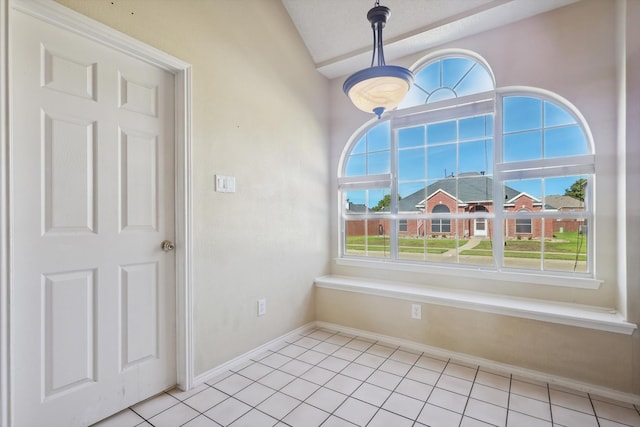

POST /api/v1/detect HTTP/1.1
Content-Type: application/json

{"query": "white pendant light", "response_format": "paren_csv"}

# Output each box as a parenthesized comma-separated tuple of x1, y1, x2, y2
(343, 1, 414, 118)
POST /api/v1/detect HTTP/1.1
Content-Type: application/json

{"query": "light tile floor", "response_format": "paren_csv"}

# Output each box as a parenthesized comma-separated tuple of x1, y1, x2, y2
(93, 327, 640, 427)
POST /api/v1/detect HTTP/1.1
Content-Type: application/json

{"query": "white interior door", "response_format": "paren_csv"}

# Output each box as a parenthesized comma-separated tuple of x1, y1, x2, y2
(10, 8, 176, 427)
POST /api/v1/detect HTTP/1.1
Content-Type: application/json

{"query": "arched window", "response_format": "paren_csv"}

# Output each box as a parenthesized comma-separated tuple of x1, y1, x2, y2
(338, 51, 594, 279)
(431, 204, 451, 233)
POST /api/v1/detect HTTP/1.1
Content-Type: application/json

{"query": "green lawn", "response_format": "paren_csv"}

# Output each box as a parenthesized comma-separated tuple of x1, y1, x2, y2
(347, 232, 586, 261)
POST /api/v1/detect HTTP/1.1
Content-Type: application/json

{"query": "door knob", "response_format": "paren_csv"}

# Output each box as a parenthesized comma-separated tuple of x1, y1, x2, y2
(161, 240, 175, 252)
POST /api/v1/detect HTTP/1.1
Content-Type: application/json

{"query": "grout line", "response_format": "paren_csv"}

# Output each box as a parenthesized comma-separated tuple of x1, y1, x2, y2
(587, 393, 601, 427)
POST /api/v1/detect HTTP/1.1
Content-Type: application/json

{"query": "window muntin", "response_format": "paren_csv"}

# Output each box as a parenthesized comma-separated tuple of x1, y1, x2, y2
(339, 54, 594, 280)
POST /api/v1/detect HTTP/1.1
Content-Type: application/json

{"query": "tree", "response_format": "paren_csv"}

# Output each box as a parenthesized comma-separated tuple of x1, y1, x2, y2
(564, 178, 586, 201)
(372, 194, 401, 212)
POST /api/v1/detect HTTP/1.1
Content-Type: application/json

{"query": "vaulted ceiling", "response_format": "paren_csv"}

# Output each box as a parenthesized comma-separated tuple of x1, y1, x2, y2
(281, 0, 580, 78)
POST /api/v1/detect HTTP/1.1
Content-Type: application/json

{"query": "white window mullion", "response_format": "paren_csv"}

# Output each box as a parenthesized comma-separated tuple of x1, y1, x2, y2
(390, 127, 399, 260)
(493, 93, 505, 269)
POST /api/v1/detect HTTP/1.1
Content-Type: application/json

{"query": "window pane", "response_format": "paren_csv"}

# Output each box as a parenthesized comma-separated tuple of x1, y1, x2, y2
(547, 219, 588, 272)
(414, 62, 440, 94)
(544, 176, 587, 205)
(351, 135, 366, 155)
(503, 130, 542, 162)
(459, 115, 491, 140)
(399, 148, 425, 181)
(504, 179, 542, 206)
(459, 139, 493, 176)
(426, 178, 457, 212)
(442, 57, 474, 89)
(427, 121, 457, 145)
(503, 218, 542, 269)
(344, 190, 368, 213)
(544, 101, 575, 127)
(367, 151, 390, 175)
(544, 125, 588, 158)
(456, 64, 494, 96)
(368, 121, 391, 151)
(399, 183, 427, 208)
(503, 97, 542, 133)
(345, 154, 366, 177)
(427, 145, 456, 180)
(398, 126, 425, 149)
(459, 219, 495, 266)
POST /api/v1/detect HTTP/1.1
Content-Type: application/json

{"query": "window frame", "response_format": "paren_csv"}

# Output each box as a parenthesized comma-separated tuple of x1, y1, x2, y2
(337, 56, 598, 289)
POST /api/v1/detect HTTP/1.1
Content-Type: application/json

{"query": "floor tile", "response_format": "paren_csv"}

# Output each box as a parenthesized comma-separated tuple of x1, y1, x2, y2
(332, 346, 362, 361)
(508, 393, 551, 421)
(551, 404, 599, 427)
(406, 365, 442, 385)
(382, 392, 424, 419)
(506, 410, 552, 427)
(417, 403, 463, 427)
(436, 374, 473, 396)
(325, 374, 362, 395)
(365, 369, 402, 390)
(321, 415, 359, 426)
(474, 371, 511, 392)
(146, 402, 199, 427)
(340, 362, 375, 381)
(282, 402, 330, 427)
(592, 399, 640, 426)
(354, 352, 386, 369)
(256, 392, 300, 420)
(318, 355, 351, 372)
(470, 382, 509, 408)
(280, 378, 320, 401)
(334, 397, 378, 426)
(237, 362, 274, 381)
(549, 388, 594, 414)
(389, 349, 421, 365)
(305, 387, 348, 413)
(352, 382, 392, 406)
(91, 409, 145, 427)
(379, 359, 412, 376)
(395, 378, 433, 401)
(415, 355, 447, 373)
(279, 359, 313, 376)
(367, 409, 413, 427)
(444, 363, 478, 381)
(131, 393, 179, 419)
(257, 370, 296, 390)
(183, 387, 228, 412)
(464, 398, 507, 427)
(204, 397, 252, 426)
(234, 381, 275, 406)
(297, 349, 327, 365)
(367, 343, 396, 358)
(428, 387, 469, 414)
(228, 409, 278, 427)
(510, 379, 549, 402)
(300, 365, 336, 385)
(181, 415, 221, 427)
(345, 339, 374, 352)
(115, 331, 638, 427)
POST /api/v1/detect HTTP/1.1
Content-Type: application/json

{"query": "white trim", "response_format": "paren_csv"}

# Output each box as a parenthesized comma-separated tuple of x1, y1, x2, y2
(1, 0, 9, 424)
(192, 323, 317, 387)
(315, 274, 635, 334)
(2, 1, 194, 424)
(314, 321, 640, 406)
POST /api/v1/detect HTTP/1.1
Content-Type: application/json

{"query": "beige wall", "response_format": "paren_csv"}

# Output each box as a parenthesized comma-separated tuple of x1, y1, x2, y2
(54, 0, 331, 375)
(327, 0, 640, 394)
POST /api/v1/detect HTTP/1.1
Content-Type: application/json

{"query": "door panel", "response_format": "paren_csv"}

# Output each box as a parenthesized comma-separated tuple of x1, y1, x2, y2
(11, 9, 176, 427)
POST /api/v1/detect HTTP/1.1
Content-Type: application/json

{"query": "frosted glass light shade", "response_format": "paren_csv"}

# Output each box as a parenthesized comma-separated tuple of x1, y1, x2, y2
(343, 65, 414, 118)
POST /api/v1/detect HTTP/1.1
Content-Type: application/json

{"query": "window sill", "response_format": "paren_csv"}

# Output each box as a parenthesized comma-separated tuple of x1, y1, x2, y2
(335, 257, 602, 289)
(315, 274, 637, 335)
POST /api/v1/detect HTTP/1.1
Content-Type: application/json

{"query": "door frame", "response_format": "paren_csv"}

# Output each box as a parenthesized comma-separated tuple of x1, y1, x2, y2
(0, 1, 194, 425)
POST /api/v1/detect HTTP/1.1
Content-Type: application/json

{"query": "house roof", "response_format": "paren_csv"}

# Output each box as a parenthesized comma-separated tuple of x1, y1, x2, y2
(544, 195, 584, 209)
(398, 175, 521, 212)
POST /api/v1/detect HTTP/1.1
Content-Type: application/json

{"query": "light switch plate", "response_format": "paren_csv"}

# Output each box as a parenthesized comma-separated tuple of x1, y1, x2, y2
(215, 175, 236, 193)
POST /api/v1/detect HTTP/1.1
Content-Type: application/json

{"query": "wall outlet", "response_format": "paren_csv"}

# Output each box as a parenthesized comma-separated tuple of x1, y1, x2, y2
(411, 303, 422, 320)
(257, 298, 266, 317)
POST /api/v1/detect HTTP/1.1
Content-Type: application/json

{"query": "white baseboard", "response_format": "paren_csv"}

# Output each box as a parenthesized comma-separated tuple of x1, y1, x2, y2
(315, 321, 640, 406)
(192, 322, 316, 386)
(191, 320, 640, 406)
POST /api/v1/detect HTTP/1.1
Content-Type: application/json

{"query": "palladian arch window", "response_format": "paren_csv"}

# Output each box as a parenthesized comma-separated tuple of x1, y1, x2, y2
(338, 52, 594, 280)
